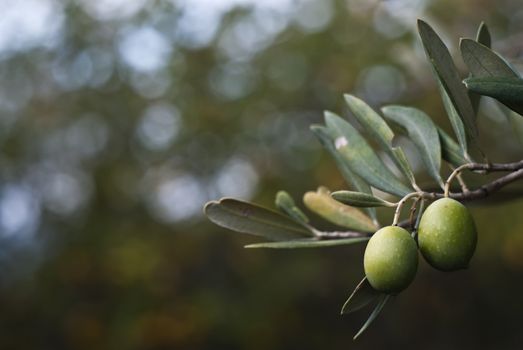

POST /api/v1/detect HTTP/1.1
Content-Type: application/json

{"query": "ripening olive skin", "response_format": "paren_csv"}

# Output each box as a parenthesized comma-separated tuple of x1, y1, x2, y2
(418, 198, 477, 271)
(364, 226, 418, 294)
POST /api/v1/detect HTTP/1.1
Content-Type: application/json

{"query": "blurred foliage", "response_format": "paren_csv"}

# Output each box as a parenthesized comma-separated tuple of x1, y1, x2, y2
(0, 0, 522, 348)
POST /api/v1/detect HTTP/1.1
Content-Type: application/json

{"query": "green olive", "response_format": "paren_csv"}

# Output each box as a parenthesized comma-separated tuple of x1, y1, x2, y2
(418, 198, 477, 271)
(364, 226, 418, 294)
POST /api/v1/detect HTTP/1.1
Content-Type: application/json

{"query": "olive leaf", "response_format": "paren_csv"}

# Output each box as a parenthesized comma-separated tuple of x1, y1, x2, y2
(204, 198, 314, 241)
(463, 77, 523, 115)
(353, 294, 390, 340)
(324, 112, 411, 197)
(476, 21, 491, 48)
(460, 39, 520, 79)
(331, 191, 395, 208)
(344, 94, 417, 189)
(418, 20, 478, 149)
(439, 84, 468, 155)
(245, 237, 369, 249)
(310, 125, 377, 221)
(341, 277, 382, 314)
(381, 105, 444, 188)
(275, 191, 309, 224)
(468, 22, 492, 113)
(303, 187, 378, 232)
(437, 127, 469, 166)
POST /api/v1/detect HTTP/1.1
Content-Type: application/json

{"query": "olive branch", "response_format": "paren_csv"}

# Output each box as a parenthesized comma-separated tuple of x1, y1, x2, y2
(204, 20, 523, 339)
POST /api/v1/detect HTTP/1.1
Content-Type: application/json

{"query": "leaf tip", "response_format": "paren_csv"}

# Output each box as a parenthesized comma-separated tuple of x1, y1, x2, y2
(340, 303, 349, 315)
(203, 200, 219, 214)
(343, 93, 356, 103)
(417, 18, 429, 31)
(309, 124, 322, 132)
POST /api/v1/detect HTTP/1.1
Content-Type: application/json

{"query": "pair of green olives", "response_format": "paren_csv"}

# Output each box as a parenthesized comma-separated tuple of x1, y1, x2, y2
(364, 198, 477, 294)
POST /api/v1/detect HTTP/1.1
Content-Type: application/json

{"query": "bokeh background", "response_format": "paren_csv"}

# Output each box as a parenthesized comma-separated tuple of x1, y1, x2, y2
(0, 0, 523, 348)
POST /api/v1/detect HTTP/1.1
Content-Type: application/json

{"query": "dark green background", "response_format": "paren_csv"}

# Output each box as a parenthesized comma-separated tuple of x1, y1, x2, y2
(0, 0, 522, 348)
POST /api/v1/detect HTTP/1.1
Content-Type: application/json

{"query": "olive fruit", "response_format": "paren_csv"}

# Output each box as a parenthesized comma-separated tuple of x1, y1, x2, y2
(364, 226, 418, 294)
(417, 198, 477, 271)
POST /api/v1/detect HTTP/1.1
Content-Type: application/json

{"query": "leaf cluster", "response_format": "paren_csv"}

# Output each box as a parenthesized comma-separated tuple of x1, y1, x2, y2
(204, 20, 523, 339)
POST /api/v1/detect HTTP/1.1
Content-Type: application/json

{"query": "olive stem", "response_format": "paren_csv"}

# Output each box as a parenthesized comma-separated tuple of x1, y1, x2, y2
(411, 199, 425, 239)
(408, 196, 421, 230)
(444, 163, 473, 197)
(444, 159, 523, 197)
(449, 164, 470, 193)
(323, 159, 523, 239)
(392, 192, 422, 226)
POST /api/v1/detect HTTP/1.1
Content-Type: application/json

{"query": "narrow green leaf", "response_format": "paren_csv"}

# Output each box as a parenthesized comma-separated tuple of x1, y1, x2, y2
(204, 198, 313, 241)
(275, 191, 309, 224)
(303, 187, 378, 232)
(344, 94, 417, 188)
(353, 294, 390, 340)
(245, 237, 369, 249)
(341, 277, 382, 314)
(310, 125, 377, 222)
(324, 112, 411, 197)
(469, 22, 491, 114)
(476, 21, 491, 48)
(381, 105, 444, 188)
(439, 82, 468, 154)
(418, 20, 478, 144)
(310, 125, 372, 194)
(460, 39, 519, 79)
(331, 191, 394, 208)
(437, 127, 469, 166)
(464, 77, 523, 115)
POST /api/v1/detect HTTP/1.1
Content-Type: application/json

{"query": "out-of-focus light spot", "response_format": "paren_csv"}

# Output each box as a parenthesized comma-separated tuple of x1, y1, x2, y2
(294, 0, 333, 33)
(373, 0, 428, 39)
(137, 103, 181, 151)
(381, 0, 428, 24)
(0, 184, 40, 238)
(174, 3, 222, 49)
(213, 157, 258, 199)
(0, 0, 64, 59)
(52, 51, 94, 91)
(148, 175, 207, 223)
(130, 70, 172, 99)
(170, 0, 298, 55)
(52, 47, 115, 91)
(40, 115, 109, 164)
(64, 115, 110, 160)
(267, 52, 308, 92)
(356, 65, 406, 104)
(209, 63, 258, 100)
(217, 9, 288, 61)
(175, 0, 294, 49)
(373, 6, 408, 39)
(85, 47, 114, 88)
(40, 171, 92, 216)
(119, 27, 173, 73)
(345, 0, 379, 16)
(78, 0, 148, 21)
